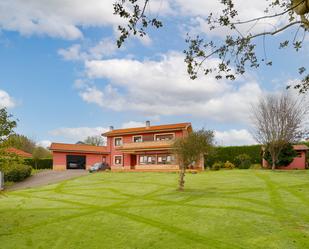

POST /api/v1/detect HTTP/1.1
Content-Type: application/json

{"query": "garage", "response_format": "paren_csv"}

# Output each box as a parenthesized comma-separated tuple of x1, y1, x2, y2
(66, 155, 86, 169)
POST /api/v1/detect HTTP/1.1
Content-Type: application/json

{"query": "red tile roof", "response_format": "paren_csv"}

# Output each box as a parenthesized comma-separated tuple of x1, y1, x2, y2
(103, 122, 192, 137)
(293, 144, 309, 151)
(5, 147, 33, 158)
(50, 143, 109, 154)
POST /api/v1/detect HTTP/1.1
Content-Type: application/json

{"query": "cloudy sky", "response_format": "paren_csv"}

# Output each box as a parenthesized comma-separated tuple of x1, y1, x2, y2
(0, 0, 307, 147)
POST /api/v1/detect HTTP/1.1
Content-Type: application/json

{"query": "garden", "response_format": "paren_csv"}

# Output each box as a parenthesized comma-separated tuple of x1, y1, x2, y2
(1, 170, 309, 249)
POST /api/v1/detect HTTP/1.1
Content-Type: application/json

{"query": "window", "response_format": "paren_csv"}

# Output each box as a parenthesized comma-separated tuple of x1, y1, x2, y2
(297, 152, 302, 157)
(139, 155, 156, 164)
(157, 154, 175, 164)
(133, 136, 143, 143)
(114, 137, 122, 146)
(155, 133, 174, 141)
(114, 156, 122, 165)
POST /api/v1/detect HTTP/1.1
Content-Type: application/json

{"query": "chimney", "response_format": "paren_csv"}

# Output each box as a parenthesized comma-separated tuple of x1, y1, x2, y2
(109, 126, 114, 131)
(146, 120, 150, 128)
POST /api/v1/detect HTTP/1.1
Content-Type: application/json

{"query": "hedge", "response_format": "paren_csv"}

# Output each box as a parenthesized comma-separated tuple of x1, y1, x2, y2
(24, 158, 53, 169)
(0, 163, 32, 182)
(205, 145, 262, 167)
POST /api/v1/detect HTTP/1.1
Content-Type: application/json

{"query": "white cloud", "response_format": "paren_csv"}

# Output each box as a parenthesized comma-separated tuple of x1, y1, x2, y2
(79, 51, 262, 123)
(36, 140, 52, 148)
(49, 126, 109, 142)
(0, 89, 16, 108)
(215, 129, 256, 146)
(0, 0, 172, 40)
(58, 38, 119, 61)
(121, 121, 145, 128)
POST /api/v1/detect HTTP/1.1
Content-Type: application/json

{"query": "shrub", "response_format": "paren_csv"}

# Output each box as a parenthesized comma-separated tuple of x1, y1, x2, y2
(223, 161, 235, 169)
(24, 158, 52, 169)
(1, 163, 31, 182)
(235, 154, 252, 169)
(251, 163, 262, 169)
(212, 162, 223, 170)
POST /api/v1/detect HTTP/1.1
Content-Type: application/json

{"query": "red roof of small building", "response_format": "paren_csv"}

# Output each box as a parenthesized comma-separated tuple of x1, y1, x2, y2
(50, 143, 109, 154)
(103, 122, 192, 137)
(293, 144, 309, 151)
(5, 147, 33, 158)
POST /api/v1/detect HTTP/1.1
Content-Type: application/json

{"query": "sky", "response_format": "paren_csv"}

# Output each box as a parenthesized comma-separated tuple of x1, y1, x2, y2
(0, 0, 308, 147)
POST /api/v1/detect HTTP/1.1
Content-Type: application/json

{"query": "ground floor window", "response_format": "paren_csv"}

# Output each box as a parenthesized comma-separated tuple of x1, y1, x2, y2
(114, 155, 123, 165)
(139, 154, 175, 165)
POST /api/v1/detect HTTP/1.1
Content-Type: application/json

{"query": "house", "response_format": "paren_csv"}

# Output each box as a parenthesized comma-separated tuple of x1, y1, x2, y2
(5, 147, 32, 158)
(262, 144, 308, 170)
(50, 121, 203, 171)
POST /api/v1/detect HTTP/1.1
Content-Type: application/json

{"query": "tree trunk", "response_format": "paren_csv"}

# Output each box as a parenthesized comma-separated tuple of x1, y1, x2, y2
(178, 165, 186, 191)
(271, 154, 276, 170)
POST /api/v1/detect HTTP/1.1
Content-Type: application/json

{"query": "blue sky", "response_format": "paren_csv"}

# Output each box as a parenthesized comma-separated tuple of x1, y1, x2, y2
(0, 0, 307, 147)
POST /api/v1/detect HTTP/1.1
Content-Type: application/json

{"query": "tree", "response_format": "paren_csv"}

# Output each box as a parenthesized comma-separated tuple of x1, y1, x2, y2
(251, 93, 308, 170)
(3, 134, 36, 153)
(32, 147, 51, 169)
(0, 108, 17, 144)
(263, 143, 297, 167)
(173, 129, 214, 191)
(114, 0, 309, 92)
(83, 136, 105, 146)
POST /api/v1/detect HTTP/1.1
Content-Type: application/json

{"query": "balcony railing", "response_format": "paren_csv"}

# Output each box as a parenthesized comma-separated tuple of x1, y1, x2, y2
(117, 140, 174, 152)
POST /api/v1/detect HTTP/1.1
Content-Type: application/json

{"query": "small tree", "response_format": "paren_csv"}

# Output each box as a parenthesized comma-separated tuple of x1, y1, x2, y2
(0, 108, 17, 143)
(251, 93, 308, 170)
(264, 143, 297, 167)
(173, 129, 214, 191)
(83, 136, 105, 146)
(32, 147, 51, 169)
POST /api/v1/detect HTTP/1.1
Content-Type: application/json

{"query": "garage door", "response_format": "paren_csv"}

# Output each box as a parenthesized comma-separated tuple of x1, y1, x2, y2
(66, 155, 86, 169)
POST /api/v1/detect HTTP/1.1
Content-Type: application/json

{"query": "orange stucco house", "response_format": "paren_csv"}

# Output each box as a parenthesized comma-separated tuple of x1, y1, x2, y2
(50, 122, 204, 171)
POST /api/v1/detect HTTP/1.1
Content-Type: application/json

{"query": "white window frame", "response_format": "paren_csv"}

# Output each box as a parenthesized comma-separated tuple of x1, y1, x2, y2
(132, 135, 143, 143)
(154, 133, 175, 141)
(114, 155, 123, 166)
(114, 137, 123, 147)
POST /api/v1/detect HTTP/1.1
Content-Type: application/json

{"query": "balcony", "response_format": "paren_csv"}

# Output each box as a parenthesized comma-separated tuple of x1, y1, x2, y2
(117, 140, 174, 153)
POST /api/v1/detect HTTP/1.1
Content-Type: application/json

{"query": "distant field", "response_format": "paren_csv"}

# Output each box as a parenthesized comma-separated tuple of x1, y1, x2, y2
(1, 170, 309, 249)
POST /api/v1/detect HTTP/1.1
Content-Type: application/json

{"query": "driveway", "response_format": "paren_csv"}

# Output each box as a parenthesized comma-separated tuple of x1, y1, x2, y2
(6, 170, 88, 191)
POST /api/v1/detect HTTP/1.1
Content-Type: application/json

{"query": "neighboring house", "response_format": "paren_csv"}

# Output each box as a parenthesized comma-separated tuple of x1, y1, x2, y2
(50, 121, 203, 171)
(262, 144, 309, 170)
(5, 147, 32, 158)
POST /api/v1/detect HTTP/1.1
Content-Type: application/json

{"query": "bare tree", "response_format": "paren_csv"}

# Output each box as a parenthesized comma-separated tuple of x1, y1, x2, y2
(83, 136, 106, 146)
(114, 0, 309, 92)
(173, 129, 214, 191)
(251, 93, 308, 170)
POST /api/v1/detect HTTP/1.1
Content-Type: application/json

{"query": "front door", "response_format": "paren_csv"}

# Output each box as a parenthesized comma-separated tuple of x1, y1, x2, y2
(130, 154, 137, 169)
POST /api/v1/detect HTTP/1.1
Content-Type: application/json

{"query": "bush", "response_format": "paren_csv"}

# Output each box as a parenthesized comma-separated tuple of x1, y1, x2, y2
(24, 158, 52, 169)
(205, 145, 261, 167)
(251, 163, 262, 169)
(235, 154, 251, 169)
(1, 163, 31, 182)
(223, 161, 235, 169)
(263, 143, 297, 167)
(212, 162, 223, 170)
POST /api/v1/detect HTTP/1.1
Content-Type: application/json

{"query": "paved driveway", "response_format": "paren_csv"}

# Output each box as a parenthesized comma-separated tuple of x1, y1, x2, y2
(6, 170, 88, 191)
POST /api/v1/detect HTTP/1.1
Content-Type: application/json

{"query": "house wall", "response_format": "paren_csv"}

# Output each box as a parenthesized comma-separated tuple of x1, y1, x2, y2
(53, 151, 108, 171)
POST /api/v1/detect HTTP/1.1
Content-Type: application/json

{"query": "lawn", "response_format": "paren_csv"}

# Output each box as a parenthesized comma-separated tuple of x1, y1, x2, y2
(1, 170, 309, 249)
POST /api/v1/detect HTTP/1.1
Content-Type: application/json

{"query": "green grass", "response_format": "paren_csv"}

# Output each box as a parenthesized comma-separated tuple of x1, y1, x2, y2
(1, 170, 309, 249)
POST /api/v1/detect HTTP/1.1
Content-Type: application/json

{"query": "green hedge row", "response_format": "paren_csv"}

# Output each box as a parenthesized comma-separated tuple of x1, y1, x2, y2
(24, 158, 53, 169)
(0, 163, 32, 182)
(205, 145, 262, 167)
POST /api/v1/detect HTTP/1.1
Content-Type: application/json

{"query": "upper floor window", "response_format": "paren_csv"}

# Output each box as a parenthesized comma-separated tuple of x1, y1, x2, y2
(155, 133, 175, 141)
(114, 137, 123, 146)
(133, 136, 143, 143)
